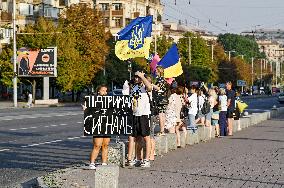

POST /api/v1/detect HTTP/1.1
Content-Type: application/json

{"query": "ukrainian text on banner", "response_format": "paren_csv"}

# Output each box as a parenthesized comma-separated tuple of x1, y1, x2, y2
(83, 96, 133, 136)
(17, 47, 57, 77)
(115, 16, 153, 60)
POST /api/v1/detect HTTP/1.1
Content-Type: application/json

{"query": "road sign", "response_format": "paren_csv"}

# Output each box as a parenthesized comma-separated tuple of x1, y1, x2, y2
(237, 80, 246, 87)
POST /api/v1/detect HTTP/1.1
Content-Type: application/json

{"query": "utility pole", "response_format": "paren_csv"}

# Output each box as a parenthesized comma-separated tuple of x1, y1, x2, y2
(12, 0, 17, 107)
(251, 57, 254, 90)
(211, 44, 214, 62)
(260, 59, 263, 87)
(188, 36, 191, 65)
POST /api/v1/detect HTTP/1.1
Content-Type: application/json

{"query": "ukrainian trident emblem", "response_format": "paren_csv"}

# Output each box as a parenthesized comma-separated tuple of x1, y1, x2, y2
(129, 24, 144, 50)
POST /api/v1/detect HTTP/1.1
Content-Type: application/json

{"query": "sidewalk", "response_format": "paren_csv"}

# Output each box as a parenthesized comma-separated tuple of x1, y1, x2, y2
(119, 114, 284, 187)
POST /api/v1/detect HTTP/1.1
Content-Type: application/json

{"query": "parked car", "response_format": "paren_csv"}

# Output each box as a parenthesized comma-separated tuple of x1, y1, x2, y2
(278, 93, 284, 104)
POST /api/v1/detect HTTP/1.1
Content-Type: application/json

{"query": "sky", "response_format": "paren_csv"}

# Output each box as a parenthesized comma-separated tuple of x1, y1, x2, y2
(162, 0, 284, 34)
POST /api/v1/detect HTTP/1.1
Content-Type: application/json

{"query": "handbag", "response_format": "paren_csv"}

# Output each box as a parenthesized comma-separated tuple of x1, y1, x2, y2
(157, 95, 169, 106)
(180, 105, 189, 119)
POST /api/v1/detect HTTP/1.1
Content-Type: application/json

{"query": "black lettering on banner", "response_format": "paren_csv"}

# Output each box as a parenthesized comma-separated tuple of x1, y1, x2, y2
(83, 96, 133, 136)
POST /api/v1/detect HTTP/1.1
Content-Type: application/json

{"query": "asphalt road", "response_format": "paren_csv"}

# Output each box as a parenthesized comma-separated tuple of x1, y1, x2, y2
(0, 106, 93, 187)
(0, 96, 283, 187)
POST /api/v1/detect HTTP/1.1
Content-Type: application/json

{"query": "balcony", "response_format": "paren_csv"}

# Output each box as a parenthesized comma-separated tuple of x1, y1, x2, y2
(0, 11, 12, 22)
(112, 10, 123, 16)
(100, 10, 110, 17)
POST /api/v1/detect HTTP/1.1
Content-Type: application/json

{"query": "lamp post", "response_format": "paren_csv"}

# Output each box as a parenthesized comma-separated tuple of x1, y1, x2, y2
(12, 0, 17, 107)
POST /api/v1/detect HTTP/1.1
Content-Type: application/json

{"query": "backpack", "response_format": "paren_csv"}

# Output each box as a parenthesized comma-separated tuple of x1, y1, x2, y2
(201, 97, 211, 114)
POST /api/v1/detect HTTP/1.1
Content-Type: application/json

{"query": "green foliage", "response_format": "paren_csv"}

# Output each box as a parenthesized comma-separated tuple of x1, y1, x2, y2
(218, 33, 265, 60)
(177, 32, 217, 83)
(56, 4, 110, 91)
(150, 35, 174, 57)
(0, 45, 13, 87)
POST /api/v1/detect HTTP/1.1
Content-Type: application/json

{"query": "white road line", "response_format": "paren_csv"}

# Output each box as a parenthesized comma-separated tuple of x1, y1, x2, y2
(3, 119, 12, 121)
(20, 128, 28, 130)
(0, 149, 10, 152)
(21, 139, 63, 148)
(60, 123, 67, 126)
(9, 129, 17, 131)
(56, 115, 64, 117)
(30, 127, 37, 129)
(44, 126, 49, 128)
(50, 125, 58, 127)
(77, 122, 83, 124)
(67, 136, 81, 140)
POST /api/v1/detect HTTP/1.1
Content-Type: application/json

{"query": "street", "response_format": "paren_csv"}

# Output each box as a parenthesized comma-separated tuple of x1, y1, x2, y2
(0, 96, 283, 187)
(0, 106, 92, 187)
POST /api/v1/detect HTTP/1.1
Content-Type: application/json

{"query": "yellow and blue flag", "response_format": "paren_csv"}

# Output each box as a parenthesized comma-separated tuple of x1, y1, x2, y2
(158, 43, 183, 78)
(115, 16, 153, 60)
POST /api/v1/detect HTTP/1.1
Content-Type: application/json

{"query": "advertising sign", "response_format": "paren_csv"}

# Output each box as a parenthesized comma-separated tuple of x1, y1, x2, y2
(17, 47, 57, 77)
(237, 80, 246, 87)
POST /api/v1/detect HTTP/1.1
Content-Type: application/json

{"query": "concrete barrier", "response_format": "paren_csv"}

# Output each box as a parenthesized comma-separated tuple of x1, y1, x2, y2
(197, 126, 206, 142)
(204, 126, 211, 142)
(180, 131, 187, 148)
(186, 129, 199, 145)
(95, 165, 119, 188)
(166, 133, 177, 151)
(210, 126, 216, 138)
(155, 135, 168, 155)
(108, 142, 125, 167)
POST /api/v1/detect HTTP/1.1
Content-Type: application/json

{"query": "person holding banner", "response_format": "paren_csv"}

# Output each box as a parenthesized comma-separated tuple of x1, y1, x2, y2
(82, 85, 111, 170)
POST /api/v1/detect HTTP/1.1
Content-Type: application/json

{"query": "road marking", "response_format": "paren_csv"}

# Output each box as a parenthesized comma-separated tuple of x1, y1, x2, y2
(9, 129, 17, 131)
(21, 139, 63, 148)
(77, 122, 83, 124)
(3, 119, 12, 121)
(60, 123, 67, 126)
(0, 149, 10, 152)
(20, 128, 28, 130)
(50, 125, 58, 127)
(67, 136, 81, 140)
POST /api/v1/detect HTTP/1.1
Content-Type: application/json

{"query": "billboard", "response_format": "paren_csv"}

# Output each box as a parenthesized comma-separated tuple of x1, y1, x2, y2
(17, 47, 57, 77)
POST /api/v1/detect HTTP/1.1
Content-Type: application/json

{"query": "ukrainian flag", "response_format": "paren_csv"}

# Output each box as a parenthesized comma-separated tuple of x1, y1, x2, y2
(115, 16, 153, 60)
(158, 43, 183, 78)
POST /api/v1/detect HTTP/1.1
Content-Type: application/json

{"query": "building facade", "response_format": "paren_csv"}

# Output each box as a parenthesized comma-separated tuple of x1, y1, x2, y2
(94, 0, 164, 36)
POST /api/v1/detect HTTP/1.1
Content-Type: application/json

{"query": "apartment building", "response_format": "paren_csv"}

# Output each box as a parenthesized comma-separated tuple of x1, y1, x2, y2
(94, 0, 164, 35)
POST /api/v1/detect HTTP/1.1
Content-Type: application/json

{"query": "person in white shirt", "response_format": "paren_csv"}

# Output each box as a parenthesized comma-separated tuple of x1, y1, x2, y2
(195, 89, 205, 125)
(127, 71, 152, 168)
(219, 88, 228, 136)
(186, 85, 198, 130)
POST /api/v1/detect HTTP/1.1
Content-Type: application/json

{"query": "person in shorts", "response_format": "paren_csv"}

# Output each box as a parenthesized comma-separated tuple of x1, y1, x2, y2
(186, 85, 198, 130)
(127, 71, 152, 168)
(82, 85, 111, 170)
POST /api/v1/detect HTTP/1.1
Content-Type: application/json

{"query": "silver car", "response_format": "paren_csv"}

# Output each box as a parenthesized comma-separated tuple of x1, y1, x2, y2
(278, 93, 284, 104)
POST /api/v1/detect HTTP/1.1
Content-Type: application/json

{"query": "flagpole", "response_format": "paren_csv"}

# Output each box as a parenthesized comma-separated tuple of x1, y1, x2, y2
(154, 10, 157, 55)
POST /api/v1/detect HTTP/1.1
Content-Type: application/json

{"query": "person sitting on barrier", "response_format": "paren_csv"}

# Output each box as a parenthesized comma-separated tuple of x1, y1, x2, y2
(82, 85, 111, 170)
(127, 71, 152, 168)
(165, 87, 179, 134)
(219, 88, 228, 137)
(186, 85, 198, 130)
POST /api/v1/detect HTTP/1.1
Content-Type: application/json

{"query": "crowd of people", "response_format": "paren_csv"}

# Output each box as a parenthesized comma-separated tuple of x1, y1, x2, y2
(83, 66, 242, 170)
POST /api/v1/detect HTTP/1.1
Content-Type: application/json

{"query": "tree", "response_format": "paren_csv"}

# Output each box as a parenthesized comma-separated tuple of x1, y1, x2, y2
(150, 35, 174, 57)
(218, 33, 265, 61)
(0, 44, 13, 87)
(56, 4, 110, 91)
(178, 32, 218, 83)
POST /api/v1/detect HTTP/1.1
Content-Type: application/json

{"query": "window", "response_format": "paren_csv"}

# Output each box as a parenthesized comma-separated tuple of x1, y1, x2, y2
(103, 18, 109, 26)
(113, 3, 122, 10)
(101, 3, 109, 10)
(114, 18, 122, 27)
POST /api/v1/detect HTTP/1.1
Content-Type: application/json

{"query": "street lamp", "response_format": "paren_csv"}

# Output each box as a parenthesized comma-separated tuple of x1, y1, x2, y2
(12, 0, 17, 107)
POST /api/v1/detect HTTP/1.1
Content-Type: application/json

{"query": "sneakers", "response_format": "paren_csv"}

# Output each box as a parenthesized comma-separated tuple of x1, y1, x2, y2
(89, 163, 96, 170)
(141, 160, 150, 168)
(126, 159, 138, 167)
